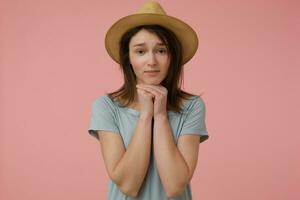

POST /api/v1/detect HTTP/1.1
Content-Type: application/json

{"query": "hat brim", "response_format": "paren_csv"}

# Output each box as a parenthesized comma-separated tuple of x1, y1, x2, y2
(105, 13, 198, 65)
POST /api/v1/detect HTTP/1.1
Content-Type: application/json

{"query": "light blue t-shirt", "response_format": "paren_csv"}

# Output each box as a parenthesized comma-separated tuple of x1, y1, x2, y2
(88, 94, 209, 200)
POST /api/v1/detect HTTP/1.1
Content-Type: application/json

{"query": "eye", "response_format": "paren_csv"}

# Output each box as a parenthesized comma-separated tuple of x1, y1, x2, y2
(135, 49, 145, 55)
(157, 48, 168, 54)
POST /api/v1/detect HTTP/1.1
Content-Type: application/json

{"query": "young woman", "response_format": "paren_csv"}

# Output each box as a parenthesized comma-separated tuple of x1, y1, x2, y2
(88, 2, 209, 199)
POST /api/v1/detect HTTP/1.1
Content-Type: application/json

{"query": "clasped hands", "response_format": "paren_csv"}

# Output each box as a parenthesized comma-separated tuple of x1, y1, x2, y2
(136, 84, 168, 119)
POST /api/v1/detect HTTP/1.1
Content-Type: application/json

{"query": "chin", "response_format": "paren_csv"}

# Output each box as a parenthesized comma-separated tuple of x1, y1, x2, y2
(144, 79, 162, 85)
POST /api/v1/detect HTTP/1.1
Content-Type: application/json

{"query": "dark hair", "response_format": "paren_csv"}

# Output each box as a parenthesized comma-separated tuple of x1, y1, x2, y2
(107, 24, 201, 113)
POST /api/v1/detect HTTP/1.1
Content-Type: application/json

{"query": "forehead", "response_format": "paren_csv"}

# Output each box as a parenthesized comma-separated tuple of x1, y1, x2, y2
(129, 29, 165, 46)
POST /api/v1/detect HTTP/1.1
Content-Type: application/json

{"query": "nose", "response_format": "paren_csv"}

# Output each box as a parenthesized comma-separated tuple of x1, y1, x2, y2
(147, 52, 157, 66)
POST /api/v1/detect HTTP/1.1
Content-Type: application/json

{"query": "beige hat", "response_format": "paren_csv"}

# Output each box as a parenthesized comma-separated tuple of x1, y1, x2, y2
(105, 1, 199, 65)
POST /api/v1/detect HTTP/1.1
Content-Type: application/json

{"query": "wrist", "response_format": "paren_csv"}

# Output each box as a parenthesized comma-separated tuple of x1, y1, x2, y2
(139, 113, 153, 121)
(154, 113, 168, 121)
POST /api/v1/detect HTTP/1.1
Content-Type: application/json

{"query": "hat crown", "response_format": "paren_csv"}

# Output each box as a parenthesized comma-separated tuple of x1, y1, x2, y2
(137, 1, 166, 15)
(105, 1, 198, 65)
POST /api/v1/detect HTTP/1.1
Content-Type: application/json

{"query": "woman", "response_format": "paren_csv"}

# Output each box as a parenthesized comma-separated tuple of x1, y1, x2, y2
(88, 1, 209, 199)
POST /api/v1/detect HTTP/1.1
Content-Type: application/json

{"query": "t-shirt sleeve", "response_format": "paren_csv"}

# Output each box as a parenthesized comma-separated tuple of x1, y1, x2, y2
(88, 96, 120, 140)
(180, 96, 209, 143)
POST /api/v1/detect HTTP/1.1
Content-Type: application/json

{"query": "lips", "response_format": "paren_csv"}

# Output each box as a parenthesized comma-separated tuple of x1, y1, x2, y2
(144, 70, 160, 76)
(144, 70, 160, 73)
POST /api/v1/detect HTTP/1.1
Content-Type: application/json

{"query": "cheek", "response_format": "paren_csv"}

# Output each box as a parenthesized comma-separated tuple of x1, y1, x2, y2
(131, 62, 142, 74)
(131, 66, 139, 76)
(130, 56, 144, 71)
(159, 54, 170, 66)
(162, 57, 170, 71)
(130, 59, 142, 75)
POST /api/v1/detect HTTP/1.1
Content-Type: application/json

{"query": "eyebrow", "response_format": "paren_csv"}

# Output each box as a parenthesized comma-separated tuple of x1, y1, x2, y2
(132, 42, 166, 47)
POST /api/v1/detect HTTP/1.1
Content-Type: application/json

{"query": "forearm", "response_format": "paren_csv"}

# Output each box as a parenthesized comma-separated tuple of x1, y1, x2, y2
(113, 114, 152, 196)
(153, 115, 190, 197)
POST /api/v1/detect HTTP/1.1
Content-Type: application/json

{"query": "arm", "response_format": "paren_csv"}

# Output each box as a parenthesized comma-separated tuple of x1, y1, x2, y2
(153, 115, 200, 198)
(99, 114, 152, 197)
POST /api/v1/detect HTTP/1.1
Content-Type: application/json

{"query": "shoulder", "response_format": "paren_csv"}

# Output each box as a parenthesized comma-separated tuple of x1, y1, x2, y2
(175, 95, 206, 116)
(193, 95, 206, 107)
(182, 95, 206, 111)
(91, 94, 117, 110)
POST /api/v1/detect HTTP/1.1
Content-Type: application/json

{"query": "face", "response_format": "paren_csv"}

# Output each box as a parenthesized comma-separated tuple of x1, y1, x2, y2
(129, 29, 170, 85)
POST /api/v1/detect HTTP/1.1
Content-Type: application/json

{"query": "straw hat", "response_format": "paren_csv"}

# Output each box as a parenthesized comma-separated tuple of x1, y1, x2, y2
(104, 1, 199, 65)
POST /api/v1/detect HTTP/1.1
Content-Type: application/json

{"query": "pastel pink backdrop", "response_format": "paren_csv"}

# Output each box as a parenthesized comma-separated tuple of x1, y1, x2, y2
(1, 0, 299, 199)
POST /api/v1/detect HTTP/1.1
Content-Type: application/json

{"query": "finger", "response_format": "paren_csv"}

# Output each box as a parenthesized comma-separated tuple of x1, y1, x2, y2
(137, 84, 166, 94)
(137, 88, 154, 97)
(137, 86, 161, 97)
(136, 84, 162, 93)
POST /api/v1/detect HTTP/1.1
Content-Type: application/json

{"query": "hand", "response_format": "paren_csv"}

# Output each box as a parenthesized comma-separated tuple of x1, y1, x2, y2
(136, 84, 168, 119)
(136, 85, 155, 118)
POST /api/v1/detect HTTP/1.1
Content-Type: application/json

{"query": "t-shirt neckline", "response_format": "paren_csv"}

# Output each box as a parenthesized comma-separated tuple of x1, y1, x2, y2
(106, 95, 195, 116)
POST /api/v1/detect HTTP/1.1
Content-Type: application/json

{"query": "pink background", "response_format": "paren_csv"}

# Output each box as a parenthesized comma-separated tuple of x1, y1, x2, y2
(1, 0, 299, 199)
